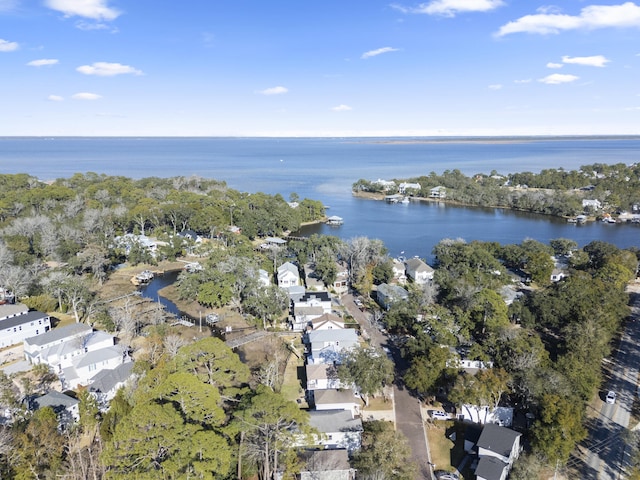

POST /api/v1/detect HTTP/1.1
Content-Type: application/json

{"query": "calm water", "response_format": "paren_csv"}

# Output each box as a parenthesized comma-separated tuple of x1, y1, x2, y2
(1, 136, 639, 260)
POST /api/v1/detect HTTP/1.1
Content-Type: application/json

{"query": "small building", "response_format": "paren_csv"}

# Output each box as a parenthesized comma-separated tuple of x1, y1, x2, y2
(332, 262, 350, 294)
(326, 216, 344, 226)
(258, 269, 271, 288)
(376, 283, 409, 310)
(30, 391, 80, 427)
(404, 257, 434, 285)
(474, 424, 522, 480)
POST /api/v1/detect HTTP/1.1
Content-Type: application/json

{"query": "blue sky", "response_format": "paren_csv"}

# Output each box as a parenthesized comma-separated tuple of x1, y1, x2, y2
(1, 0, 639, 136)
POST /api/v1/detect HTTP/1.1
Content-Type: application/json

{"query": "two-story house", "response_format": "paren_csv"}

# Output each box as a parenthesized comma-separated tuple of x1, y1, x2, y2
(0, 303, 51, 348)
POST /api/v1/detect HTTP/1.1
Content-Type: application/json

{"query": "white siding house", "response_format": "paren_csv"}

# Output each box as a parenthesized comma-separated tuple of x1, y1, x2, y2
(277, 262, 300, 288)
(404, 257, 434, 285)
(0, 304, 51, 348)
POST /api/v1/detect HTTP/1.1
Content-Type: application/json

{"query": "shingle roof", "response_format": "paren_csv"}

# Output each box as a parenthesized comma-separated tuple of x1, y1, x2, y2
(476, 423, 521, 458)
(0, 303, 29, 319)
(24, 323, 92, 347)
(73, 346, 122, 368)
(0, 310, 49, 330)
(475, 456, 507, 480)
(33, 391, 78, 410)
(308, 329, 358, 344)
(89, 361, 134, 393)
(307, 409, 363, 433)
(314, 388, 357, 405)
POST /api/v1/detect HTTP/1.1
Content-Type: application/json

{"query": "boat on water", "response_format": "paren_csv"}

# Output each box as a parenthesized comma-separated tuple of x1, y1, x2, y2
(401, 197, 410, 204)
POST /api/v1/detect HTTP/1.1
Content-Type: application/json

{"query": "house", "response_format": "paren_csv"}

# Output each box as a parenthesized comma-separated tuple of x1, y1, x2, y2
(292, 292, 333, 331)
(373, 179, 396, 191)
(307, 409, 363, 452)
(582, 199, 602, 210)
(430, 186, 447, 199)
(306, 329, 359, 365)
(312, 389, 360, 417)
(0, 303, 51, 348)
(297, 449, 355, 480)
(404, 257, 434, 285)
(306, 364, 347, 391)
(375, 283, 409, 310)
(277, 262, 300, 288)
(474, 424, 522, 480)
(456, 405, 513, 427)
(398, 182, 421, 194)
(258, 269, 271, 288)
(332, 262, 349, 294)
(550, 268, 568, 282)
(177, 229, 201, 242)
(113, 233, 159, 257)
(30, 391, 80, 427)
(391, 259, 407, 285)
(24, 324, 130, 390)
(308, 313, 345, 331)
(88, 361, 135, 409)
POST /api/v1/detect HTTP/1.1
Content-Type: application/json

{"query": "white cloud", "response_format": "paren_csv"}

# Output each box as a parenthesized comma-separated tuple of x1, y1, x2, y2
(394, 0, 505, 17)
(547, 62, 563, 68)
(77, 62, 143, 76)
(514, 79, 532, 84)
(257, 86, 288, 95)
(331, 104, 353, 111)
(0, 0, 18, 12)
(27, 59, 59, 67)
(0, 38, 18, 52)
(72, 92, 102, 100)
(361, 47, 400, 59)
(44, 0, 121, 20)
(75, 21, 114, 31)
(48, 95, 64, 101)
(497, 2, 640, 36)
(562, 55, 610, 67)
(538, 73, 580, 84)
(488, 84, 503, 90)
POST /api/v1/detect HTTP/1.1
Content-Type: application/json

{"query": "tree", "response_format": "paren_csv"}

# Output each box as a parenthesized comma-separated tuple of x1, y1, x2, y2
(352, 420, 417, 480)
(337, 346, 394, 406)
(403, 343, 452, 396)
(243, 284, 289, 329)
(234, 385, 311, 480)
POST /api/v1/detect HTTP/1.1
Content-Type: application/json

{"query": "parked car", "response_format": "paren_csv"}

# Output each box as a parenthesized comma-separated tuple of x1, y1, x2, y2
(430, 410, 450, 420)
(606, 390, 617, 404)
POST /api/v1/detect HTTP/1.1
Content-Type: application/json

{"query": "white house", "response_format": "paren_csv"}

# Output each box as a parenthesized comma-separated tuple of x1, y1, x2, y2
(24, 323, 93, 364)
(306, 329, 359, 365)
(582, 199, 602, 210)
(306, 364, 348, 391)
(391, 259, 408, 285)
(306, 409, 363, 452)
(0, 304, 51, 348)
(373, 179, 396, 191)
(258, 269, 271, 288)
(277, 262, 300, 288)
(456, 405, 513, 427)
(63, 345, 127, 390)
(398, 182, 421, 194)
(404, 257, 434, 285)
(292, 292, 333, 331)
(312, 389, 360, 417)
(332, 262, 349, 294)
(308, 313, 345, 331)
(430, 186, 447, 199)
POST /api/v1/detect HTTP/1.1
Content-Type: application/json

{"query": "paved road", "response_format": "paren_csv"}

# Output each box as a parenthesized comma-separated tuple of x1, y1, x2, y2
(342, 293, 433, 480)
(573, 287, 640, 479)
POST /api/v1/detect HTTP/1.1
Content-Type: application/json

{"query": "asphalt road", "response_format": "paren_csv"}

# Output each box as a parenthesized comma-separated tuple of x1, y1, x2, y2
(342, 293, 433, 480)
(571, 287, 640, 479)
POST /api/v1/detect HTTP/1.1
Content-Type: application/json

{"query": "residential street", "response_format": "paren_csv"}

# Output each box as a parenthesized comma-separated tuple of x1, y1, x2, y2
(342, 293, 433, 480)
(571, 284, 640, 479)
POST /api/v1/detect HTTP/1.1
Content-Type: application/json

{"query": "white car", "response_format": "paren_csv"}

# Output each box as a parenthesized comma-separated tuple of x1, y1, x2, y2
(606, 391, 616, 404)
(430, 410, 450, 420)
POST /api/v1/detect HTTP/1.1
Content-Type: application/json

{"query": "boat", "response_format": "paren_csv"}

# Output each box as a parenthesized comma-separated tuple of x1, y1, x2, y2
(401, 197, 410, 204)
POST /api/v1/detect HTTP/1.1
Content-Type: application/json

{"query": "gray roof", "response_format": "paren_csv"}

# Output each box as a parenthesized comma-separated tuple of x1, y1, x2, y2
(24, 323, 92, 347)
(308, 329, 358, 344)
(475, 456, 507, 480)
(308, 409, 363, 433)
(476, 424, 521, 458)
(278, 262, 299, 276)
(89, 361, 134, 393)
(314, 388, 357, 405)
(0, 310, 49, 330)
(405, 257, 433, 273)
(0, 303, 29, 319)
(33, 391, 78, 410)
(300, 449, 351, 473)
(73, 346, 123, 368)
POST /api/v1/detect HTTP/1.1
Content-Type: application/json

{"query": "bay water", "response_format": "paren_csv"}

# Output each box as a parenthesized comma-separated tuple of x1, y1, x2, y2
(1, 136, 639, 261)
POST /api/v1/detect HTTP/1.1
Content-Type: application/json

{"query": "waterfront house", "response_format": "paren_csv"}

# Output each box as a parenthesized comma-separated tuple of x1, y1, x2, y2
(404, 257, 434, 285)
(398, 182, 421, 194)
(306, 409, 363, 452)
(373, 179, 396, 192)
(0, 304, 51, 348)
(582, 199, 602, 210)
(392, 259, 408, 285)
(277, 262, 300, 288)
(376, 283, 409, 310)
(430, 186, 447, 199)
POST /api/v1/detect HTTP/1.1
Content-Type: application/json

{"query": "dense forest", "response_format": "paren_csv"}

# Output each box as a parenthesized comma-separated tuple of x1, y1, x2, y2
(0, 172, 639, 479)
(353, 162, 640, 218)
